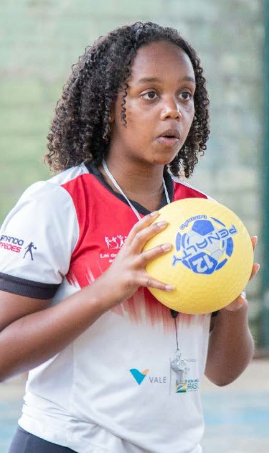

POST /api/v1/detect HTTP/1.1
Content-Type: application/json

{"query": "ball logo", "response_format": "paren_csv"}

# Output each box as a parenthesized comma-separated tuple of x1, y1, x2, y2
(172, 216, 238, 275)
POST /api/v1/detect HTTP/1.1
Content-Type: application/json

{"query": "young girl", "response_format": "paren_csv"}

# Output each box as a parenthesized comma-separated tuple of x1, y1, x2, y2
(0, 22, 259, 453)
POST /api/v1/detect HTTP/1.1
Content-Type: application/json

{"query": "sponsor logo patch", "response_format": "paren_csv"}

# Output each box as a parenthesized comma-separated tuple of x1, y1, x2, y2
(23, 242, 37, 261)
(129, 368, 149, 385)
(0, 235, 24, 253)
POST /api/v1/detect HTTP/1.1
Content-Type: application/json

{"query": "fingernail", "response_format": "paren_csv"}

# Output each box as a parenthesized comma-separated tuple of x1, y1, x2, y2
(161, 243, 172, 251)
(253, 236, 258, 245)
(150, 211, 159, 217)
(165, 284, 175, 291)
(156, 221, 167, 228)
(257, 263, 261, 271)
(240, 297, 247, 305)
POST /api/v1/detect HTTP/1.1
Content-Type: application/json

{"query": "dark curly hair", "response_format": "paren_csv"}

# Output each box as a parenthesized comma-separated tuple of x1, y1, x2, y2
(45, 22, 210, 178)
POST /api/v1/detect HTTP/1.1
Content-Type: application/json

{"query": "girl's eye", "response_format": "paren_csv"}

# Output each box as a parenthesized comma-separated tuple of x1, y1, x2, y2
(142, 91, 158, 100)
(180, 92, 192, 101)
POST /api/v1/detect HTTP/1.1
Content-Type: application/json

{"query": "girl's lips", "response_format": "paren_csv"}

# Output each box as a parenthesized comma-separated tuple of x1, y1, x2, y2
(156, 136, 180, 146)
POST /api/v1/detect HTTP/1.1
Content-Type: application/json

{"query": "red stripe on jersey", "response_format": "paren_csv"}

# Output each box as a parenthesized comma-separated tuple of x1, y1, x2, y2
(173, 181, 208, 201)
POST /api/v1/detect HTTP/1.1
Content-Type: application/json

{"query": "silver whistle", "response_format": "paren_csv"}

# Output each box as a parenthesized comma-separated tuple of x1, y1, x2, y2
(170, 350, 187, 384)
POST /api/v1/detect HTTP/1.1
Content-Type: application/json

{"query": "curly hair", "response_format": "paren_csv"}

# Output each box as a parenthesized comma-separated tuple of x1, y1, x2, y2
(45, 22, 210, 178)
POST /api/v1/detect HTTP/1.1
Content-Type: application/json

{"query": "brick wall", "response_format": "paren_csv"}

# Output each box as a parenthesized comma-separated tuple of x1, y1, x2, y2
(0, 0, 264, 323)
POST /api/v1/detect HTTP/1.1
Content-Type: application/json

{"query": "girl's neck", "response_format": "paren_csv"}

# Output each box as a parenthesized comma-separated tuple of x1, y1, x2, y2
(100, 157, 166, 212)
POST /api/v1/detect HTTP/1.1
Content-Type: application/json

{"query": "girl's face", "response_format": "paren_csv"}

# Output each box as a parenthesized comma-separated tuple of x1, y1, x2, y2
(109, 40, 196, 167)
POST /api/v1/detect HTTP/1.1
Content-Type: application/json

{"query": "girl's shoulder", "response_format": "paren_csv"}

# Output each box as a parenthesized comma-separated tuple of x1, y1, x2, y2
(172, 175, 215, 201)
(48, 162, 89, 187)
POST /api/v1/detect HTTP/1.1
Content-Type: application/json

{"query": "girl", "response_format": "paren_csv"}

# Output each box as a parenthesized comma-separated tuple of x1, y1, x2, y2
(0, 22, 259, 453)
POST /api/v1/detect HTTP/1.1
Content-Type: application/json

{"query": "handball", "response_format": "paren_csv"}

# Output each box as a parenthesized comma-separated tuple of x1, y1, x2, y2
(143, 198, 253, 314)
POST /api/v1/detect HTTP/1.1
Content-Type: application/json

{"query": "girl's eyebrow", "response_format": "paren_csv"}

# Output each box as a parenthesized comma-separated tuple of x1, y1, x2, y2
(137, 76, 196, 85)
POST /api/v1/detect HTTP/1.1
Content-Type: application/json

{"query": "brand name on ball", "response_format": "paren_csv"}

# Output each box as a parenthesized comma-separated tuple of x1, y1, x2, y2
(193, 225, 237, 247)
(180, 215, 207, 230)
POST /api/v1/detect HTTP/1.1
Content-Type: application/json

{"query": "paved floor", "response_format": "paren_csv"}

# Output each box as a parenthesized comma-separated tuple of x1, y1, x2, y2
(200, 359, 269, 452)
(0, 360, 269, 453)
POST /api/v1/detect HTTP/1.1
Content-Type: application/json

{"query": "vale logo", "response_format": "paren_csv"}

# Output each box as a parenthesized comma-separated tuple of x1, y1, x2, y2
(130, 368, 149, 385)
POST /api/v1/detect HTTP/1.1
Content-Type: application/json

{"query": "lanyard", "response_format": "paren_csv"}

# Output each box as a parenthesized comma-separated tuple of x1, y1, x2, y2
(102, 159, 171, 220)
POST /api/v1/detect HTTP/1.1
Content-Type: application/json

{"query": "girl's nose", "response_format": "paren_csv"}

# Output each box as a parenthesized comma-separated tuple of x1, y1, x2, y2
(160, 100, 182, 121)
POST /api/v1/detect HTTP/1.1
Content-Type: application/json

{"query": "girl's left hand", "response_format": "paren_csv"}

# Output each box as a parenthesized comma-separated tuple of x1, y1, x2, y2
(223, 236, 260, 312)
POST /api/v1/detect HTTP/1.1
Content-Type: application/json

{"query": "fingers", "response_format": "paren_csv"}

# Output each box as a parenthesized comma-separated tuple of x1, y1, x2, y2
(237, 290, 247, 304)
(224, 292, 248, 311)
(126, 212, 169, 253)
(251, 236, 258, 250)
(249, 236, 260, 280)
(249, 262, 260, 281)
(132, 220, 169, 252)
(138, 273, 174, 292)
(125, 211, 160, 245)
(136, 243, 172, 267)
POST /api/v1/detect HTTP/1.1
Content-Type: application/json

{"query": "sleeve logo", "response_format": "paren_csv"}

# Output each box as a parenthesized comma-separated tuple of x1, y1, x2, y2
(0, 235, 24, 253)
(23, 242, 37, 261)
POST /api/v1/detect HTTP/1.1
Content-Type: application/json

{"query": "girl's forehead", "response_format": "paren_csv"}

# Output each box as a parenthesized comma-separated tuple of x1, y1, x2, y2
(129, 41, 195, 82)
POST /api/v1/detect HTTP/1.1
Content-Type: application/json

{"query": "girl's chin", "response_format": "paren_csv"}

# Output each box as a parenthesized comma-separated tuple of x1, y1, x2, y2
(151, 153, 180, 166)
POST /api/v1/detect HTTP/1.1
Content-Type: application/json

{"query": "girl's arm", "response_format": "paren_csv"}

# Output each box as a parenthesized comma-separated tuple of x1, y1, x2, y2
(0, 278, 121, 382)
(0, 212, 173, 382)
(205, 302, 254, 386)
(205, 236, 259, 386)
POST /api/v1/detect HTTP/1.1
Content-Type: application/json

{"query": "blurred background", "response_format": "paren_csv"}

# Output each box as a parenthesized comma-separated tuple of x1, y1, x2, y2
(0, 0, 269, 451)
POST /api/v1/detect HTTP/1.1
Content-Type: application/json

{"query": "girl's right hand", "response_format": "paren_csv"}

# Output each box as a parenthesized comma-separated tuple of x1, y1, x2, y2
(98, 211, 174, 309)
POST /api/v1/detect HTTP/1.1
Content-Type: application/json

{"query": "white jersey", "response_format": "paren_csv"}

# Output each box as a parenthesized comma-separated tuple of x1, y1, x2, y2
(0, 163, 211, 453)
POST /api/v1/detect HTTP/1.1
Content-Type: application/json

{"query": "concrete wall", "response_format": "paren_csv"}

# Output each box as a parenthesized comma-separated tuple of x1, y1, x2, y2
(0, 0, 264, 325)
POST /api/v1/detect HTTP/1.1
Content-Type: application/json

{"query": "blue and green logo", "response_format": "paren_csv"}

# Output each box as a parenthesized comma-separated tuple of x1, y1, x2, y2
(130, 368, 149, 385)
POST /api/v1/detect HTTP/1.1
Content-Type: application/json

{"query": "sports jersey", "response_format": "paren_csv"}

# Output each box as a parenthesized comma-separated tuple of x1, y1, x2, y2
(0, 163, 211, 453)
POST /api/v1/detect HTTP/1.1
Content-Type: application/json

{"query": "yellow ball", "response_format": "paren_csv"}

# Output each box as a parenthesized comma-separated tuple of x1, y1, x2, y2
(143, 198, 253, 314)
